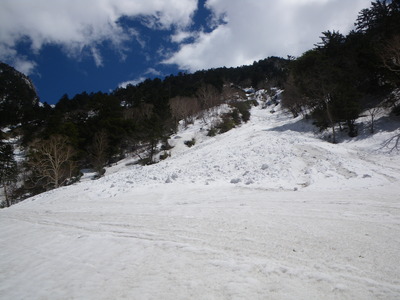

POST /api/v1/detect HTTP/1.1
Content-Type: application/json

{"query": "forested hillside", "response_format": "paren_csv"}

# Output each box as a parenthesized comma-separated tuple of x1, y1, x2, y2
(0, 0, 399, 207)
(0, 56, 288, 205)
(282, 0, 400, 142)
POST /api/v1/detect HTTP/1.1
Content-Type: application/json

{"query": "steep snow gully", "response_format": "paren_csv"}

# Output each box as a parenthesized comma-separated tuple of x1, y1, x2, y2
(1, 98, 400, 299)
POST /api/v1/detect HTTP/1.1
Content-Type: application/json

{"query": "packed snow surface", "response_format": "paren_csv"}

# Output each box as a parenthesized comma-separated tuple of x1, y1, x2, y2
(1, 102, 400, 299)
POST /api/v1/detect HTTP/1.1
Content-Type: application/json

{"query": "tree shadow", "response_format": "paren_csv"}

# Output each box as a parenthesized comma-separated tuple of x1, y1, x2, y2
(265, 118, 317, 133)
(347, 115, 400, 142)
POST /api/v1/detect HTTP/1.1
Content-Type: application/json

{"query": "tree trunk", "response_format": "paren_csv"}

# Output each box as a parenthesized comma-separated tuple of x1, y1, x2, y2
(331, 124, 336, 144)
(370, 115, 375, 134)
(325, 96, 336, 143)
(4, 184, 10, 207)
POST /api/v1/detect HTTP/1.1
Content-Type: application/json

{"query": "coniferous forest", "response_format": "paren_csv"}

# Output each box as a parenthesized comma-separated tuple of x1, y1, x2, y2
(0, 0, 399, 206)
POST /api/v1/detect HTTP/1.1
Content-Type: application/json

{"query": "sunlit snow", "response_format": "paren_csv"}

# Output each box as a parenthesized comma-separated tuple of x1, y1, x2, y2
(1, 96, 400, 299)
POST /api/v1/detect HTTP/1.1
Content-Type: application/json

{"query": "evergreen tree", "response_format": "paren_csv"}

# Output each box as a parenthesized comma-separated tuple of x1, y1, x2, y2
(287, 31, 362, 141)
(355, 0, 400, 86)
(0, 142, 18, 207)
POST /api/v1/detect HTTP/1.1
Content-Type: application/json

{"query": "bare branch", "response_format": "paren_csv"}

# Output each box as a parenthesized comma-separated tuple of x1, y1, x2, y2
(381, 133, 400, 153)
(89, 130, 109, 174)
(28, 135, 76, 189)
(380, 35, 400, 75)
(169, 96, 201, 127)
(196, 84, 223, 110)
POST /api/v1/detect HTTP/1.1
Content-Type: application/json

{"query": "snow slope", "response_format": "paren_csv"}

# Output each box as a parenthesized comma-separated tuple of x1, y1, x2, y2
(1, 101, 400, 299)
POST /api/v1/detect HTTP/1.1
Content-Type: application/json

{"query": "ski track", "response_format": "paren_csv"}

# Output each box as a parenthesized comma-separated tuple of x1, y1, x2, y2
(2, 186, 400, 300)
(1, 101, 400, 299)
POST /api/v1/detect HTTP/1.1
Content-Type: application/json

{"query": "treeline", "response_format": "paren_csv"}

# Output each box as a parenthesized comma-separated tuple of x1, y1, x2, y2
(282, 0, 400, 142)
(0, 57, 287, 205)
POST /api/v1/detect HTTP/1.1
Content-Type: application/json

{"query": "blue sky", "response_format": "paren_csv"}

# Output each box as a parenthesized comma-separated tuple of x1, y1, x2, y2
(0, 0, 371, 104)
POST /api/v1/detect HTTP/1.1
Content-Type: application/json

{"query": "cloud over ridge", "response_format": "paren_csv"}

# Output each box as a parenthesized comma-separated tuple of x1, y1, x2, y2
(163, 0, 371, 72)
(1, 0, 372, 77)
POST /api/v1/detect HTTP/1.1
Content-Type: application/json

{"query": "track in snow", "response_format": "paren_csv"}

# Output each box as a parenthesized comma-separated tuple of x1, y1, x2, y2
(1, 184, 400, 299)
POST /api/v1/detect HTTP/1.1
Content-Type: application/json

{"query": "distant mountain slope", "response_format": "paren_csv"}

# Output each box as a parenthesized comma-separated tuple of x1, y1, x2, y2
(0, 62, 40, 127)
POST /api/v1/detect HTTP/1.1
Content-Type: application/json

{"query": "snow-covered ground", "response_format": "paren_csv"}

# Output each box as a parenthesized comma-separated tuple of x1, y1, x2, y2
(1, 100, 400, 299)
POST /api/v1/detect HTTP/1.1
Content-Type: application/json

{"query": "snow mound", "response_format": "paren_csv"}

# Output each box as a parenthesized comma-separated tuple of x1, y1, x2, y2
(94, 101, 400, 198)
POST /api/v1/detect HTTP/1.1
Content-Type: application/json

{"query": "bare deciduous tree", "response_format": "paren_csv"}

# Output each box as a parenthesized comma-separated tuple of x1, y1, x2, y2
(196, 84, 225, 124)
(380, 35, 400, 76)
(169, 96, 201, 127)
(29, 135, 76, 189)
(221, 84, 246, 102)
(196, 84, 222, 110)
(123, 103, 153, 124)
(367, 106, 382, 133)
(89, 130, 109, 175)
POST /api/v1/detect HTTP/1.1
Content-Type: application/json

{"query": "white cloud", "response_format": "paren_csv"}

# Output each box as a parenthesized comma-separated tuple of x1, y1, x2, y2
(0, 0, 198, 74)
(0, 0, 374, 78)
(170, 31, 198, 43)
(163, 0, 371, 72)
(118, 77, 146, 88)
(0, 43, 37, 75)
(145, 68, 162, 76)
(118, 68, 162, 89)
(90, 47, 103, 68)
(14, 57, 37, 76)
